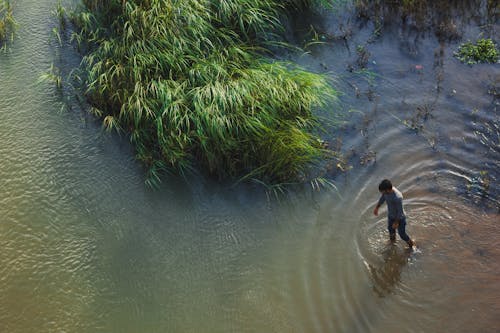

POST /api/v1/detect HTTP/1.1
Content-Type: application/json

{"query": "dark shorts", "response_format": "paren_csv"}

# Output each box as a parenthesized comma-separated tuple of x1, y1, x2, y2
(388, 217, 410, 242)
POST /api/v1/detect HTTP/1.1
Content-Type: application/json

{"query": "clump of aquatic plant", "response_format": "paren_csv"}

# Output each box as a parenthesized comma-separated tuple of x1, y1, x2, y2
(39, 63, 63, 89)
(71, 0, 337, 185)
(53, 1, 67, 31)
(0, 0, 16, 48)
(355, 45, 370, 68)
(455, 38, 499, 64)
(51, 27, 62, 46)
(354, 1, 498, 43)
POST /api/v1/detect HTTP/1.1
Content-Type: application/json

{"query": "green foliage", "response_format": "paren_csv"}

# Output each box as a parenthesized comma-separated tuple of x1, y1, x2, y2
(53, 1, 67, 31)
(71, 0, 337, 185)
(39, 63, 63, 89)
(0, 0, 17, 49)
(455, 39, 499, 65)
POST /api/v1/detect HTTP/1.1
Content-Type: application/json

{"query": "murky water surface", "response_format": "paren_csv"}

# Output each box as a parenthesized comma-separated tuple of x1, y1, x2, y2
(0, 1, 499, 332)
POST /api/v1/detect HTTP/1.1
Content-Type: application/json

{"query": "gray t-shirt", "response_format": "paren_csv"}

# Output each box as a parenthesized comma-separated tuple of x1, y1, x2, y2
(377, 187, 406, 220)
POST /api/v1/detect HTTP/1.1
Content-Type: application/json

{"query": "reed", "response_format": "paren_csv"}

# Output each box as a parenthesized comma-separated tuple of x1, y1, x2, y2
(39, 63, 63, 89)
(72, 0, 337, 185)
(0, 0, 16, 48)
(53, 1, 67, 31)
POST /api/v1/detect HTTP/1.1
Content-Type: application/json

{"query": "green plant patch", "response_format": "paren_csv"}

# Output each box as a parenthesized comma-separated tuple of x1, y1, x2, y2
(71, 0, 338, 186)
(0, 0, 17, 49)
(455, 38, 499, 65)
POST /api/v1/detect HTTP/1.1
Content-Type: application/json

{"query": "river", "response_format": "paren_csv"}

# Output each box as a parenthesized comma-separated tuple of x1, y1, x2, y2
(0, 1, 498, 332)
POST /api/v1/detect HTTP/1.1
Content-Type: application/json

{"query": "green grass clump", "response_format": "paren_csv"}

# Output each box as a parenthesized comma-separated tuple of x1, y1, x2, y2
(455, 38, 499, 65)
(39, 63, 63, 89)
(0, 0, 16, 48)
(72, 0, 337, 185)
(53, 1, 67, 31)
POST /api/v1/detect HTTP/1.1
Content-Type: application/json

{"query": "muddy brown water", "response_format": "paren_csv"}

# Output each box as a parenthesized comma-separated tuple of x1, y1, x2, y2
(0, 1, 499, 332)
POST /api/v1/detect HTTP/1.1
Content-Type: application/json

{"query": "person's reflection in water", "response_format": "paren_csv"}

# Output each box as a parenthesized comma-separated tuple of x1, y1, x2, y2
(368, 244, 410, 297)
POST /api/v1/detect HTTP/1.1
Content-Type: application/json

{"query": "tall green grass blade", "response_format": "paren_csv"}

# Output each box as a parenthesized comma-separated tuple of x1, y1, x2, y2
(70, 0, 339, 185)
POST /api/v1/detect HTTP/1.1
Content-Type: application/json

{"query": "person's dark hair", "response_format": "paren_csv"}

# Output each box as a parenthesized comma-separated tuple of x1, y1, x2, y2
(379, 179, 392, 192)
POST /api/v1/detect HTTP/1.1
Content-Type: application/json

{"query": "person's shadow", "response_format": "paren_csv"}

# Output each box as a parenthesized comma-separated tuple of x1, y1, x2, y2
(368, 244, 411, 297)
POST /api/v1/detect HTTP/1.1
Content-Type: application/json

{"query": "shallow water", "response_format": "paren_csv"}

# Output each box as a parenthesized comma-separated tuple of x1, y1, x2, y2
(0, 1, 499, 332)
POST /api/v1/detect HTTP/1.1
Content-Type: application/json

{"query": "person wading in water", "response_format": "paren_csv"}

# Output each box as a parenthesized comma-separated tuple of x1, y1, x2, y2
(373, 179, 415, 249)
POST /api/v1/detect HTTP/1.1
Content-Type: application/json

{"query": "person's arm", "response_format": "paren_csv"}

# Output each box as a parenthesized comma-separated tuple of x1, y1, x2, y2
(373, 195, 385, 216)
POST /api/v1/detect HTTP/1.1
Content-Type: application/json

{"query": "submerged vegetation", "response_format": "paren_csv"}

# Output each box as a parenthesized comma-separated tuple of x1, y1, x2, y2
(455, 39, 499, 65)
(354, 0, 497, 43)
(71, 0, 338, 186)
(39, 63, 63, 89)
(0, 0, 16, 49)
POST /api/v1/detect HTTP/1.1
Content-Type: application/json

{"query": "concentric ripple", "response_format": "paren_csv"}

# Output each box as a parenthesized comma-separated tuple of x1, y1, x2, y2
(0, 1, 499, 333)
